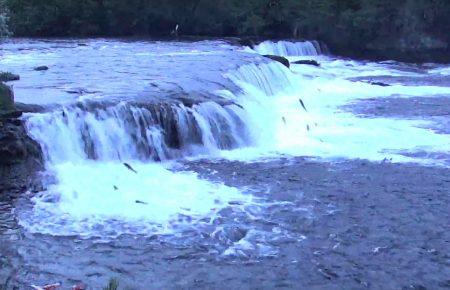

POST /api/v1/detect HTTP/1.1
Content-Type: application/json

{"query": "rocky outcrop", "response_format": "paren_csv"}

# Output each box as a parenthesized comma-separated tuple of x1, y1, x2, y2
(0, 72, 20, 82)
(34, 66, 49, 71)
(262, 55, 290, 68)
(367, 81, 390, 87)
(0, 82, 14, 112)
(292, 60, 320, 66)
(0, 115, 43, 200)
(0, 83, 43, 200)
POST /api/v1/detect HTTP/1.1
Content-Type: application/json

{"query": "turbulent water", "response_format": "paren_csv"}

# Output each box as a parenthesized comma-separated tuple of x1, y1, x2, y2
(252, 40, 324, 56)
(1, 39, 450, 288)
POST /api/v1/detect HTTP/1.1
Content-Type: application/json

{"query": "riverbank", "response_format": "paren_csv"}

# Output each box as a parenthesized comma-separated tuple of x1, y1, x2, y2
(236, 36, 450, 63)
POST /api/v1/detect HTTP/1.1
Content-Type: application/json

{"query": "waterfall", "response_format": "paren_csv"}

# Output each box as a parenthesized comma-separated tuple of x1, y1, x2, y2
(252, 40, 323, 56)
(26, 101, 249, 163)
(228, 62, 294, 96)
(21, 60, 300, 236)
(25, 61, 297, 165)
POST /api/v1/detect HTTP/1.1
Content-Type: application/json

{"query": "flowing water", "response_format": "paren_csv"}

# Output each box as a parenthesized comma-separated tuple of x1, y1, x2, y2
(0, 39, 450, 289)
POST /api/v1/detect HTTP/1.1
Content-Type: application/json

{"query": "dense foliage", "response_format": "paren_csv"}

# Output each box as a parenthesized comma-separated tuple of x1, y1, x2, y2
(0, 0, 11, 37)
(3, 0, 450, 58)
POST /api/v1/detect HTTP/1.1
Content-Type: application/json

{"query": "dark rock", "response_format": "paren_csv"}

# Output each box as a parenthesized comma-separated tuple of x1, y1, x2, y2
(0, 118, 43, 200)
(0, 84, 43, 200)
(263, 55, 290, 68)
(14, 102, 46, 113)
(34, 66, 49, 71)
(369, 81, 390, 87)
(292, 60, 320, 67)
(0, 110, 23, 119)
(0, 72, 20, 82)
(0, 120, 42, 166)
(213, 226, 248, 243)
(0, 82, 14, 112)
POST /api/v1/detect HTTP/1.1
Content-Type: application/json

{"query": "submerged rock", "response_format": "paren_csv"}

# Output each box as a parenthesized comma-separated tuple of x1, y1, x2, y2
(292, 60, 320, 67)
(262, 55, 290, 68)
(0, 72, 20, 82)
(34, 65, 49, 71)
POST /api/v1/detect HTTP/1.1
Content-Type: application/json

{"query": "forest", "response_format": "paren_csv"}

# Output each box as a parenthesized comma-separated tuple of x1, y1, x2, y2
(1, 0, 450, 60)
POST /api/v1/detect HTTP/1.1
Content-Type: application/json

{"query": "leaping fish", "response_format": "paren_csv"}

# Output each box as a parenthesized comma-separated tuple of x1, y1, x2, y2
(123, 162, 138, 174)
(299, 99, 308, 112)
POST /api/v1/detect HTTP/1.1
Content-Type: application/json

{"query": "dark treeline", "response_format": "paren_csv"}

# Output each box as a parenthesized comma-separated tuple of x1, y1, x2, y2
(2, 0, 450, 61)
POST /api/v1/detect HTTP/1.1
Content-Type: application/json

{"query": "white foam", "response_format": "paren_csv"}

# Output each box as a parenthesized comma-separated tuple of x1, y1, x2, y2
(223, 60, 450, 164)
(429, 66, 450, 76)
(20, 161, 250, 237)
(252, 40, 321, 56)
(20, 47, 450, 238)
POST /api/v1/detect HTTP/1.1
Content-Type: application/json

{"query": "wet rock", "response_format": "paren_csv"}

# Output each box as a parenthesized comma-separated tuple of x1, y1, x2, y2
(0, 85, 43, 200)
(14, 102, 46, 113)
(0, 82, 14, 112)
(0, 72, 20, 82)
(263, 55, 290, 68)
(292, 60, 320, 67)
(213, 226, 248, 243)
(1, 110, 22, 119)
(0, 118, 42, 166)
(34, 66, 49, 71)
(369, 81, 390, 87)
(0, 117, 43, 200)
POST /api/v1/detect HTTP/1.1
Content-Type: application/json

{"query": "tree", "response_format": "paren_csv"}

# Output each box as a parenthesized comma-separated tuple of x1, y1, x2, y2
(0, 0, 11, 37)
(2, 0, 450, 60)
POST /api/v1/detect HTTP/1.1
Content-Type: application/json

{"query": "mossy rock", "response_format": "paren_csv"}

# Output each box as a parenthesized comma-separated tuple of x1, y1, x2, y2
(0, 72, 20, 82)
(0, 82, 14, 112)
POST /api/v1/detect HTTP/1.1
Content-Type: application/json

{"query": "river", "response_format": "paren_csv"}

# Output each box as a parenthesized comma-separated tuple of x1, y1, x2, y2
(0, 39, 449, 289)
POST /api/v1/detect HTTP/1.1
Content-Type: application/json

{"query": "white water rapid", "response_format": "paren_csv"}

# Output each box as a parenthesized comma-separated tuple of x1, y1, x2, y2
(11, 40, 450, 238)
(252, 40, 323, 56)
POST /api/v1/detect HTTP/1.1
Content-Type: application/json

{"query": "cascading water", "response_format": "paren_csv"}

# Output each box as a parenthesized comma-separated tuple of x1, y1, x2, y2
(20, 60, 300, 237)
(252, 40, 323, 56)
(24, 60, 301, 166)
(26, 102, 250, 163)
(18, 39, 450, 238)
